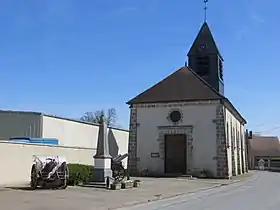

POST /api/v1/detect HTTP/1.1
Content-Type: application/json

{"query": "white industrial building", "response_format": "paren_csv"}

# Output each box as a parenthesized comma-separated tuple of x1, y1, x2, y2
(0, 110, 129, 155)
(0, 110, 129, 185)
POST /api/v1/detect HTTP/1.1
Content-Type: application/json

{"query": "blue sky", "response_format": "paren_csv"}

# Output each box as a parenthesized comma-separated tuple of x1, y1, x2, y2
(0, 0, 279, 135)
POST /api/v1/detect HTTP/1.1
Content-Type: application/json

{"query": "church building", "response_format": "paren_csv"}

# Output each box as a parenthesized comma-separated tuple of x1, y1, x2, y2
(126, 21, 248, 179)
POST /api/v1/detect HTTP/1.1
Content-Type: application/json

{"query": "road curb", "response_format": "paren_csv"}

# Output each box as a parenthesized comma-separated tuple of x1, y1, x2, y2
(111, 184, 223, 210)
(231, 172, 258, 184)
(112, 173, 258, 210)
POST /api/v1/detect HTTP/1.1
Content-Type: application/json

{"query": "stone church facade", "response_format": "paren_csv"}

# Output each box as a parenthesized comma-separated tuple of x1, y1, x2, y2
(126, 22, 248, 179)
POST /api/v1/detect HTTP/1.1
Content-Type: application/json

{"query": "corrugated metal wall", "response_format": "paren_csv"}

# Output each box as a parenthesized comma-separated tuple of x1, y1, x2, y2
(0, 111, 42, 139)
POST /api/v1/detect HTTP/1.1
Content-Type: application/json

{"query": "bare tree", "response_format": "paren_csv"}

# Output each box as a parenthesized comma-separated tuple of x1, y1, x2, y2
(80, 108, 117, 127)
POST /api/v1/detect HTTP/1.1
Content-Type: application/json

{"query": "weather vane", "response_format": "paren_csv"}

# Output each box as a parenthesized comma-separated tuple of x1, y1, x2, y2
(204, 0, 209, 22)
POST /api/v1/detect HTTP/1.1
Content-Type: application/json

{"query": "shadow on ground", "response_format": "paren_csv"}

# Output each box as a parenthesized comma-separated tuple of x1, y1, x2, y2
(268, 168, 280, 173)
(5, 186, 65, 191)
(77, 184, 108, 189)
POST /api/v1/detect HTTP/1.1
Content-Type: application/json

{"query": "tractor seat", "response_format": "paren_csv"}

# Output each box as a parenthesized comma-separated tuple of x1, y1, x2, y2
(42, 161, 58, 173)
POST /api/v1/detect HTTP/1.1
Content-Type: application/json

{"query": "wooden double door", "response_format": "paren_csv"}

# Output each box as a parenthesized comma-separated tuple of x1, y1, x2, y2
(164, 134, 187, 174)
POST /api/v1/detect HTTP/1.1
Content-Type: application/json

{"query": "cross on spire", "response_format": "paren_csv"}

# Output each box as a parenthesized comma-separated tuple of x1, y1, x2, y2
(204, 0, 208, 22)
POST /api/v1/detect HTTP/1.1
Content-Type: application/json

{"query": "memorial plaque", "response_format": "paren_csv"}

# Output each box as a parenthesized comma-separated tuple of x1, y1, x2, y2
(151, 152, 160, 158)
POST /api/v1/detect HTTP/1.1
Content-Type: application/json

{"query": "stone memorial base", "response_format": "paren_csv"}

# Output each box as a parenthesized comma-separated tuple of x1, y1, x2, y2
(92, 168, 112, 183)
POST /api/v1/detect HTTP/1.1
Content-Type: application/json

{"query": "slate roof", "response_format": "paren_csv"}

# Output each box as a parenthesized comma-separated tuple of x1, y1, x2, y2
(249, 135, 280, 157)
(187, 22, 223, 60)
(127, 66, 246, 124)
(127, 67, 222, 104)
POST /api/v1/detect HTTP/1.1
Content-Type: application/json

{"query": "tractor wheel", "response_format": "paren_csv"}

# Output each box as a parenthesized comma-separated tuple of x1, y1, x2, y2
(60, 162, 69, 189)
(30, 165, 38, 190)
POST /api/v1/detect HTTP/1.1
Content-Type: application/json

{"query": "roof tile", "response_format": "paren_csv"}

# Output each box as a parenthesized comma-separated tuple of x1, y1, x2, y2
(127, 66, 223, 104)
(249, 135, 280, 156)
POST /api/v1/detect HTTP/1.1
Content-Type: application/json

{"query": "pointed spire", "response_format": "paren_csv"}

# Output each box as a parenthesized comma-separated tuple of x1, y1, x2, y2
(94, 115, 111, 158)
(204, 0, 208, 23)
(187, 22, 223, 61)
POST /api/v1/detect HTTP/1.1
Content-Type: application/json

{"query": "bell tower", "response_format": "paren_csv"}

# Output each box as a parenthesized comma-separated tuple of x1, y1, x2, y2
(187, 21, 224, 95)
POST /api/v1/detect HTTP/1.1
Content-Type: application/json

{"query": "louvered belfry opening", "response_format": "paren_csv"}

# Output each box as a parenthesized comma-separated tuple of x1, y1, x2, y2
(196, 56, 210, 77)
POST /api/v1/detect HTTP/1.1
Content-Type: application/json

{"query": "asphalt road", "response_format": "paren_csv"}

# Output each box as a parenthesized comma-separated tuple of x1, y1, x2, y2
(121, 171, 280, 210)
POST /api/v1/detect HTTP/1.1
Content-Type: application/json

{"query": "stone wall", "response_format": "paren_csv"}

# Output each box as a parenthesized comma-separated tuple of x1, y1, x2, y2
(127, 107, 138, 175)
(244, 134, 249, 172)
(215, 104, 229, 178)
(0, 141, 94, 185)
(236, 130, 241, 175)
(231, 122, 236, 176)
(240, 133, 245, 174)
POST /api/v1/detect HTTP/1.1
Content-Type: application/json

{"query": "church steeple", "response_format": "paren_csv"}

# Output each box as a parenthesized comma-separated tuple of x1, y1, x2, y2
(187, 22, 223, 60)
(187, 22, 224, 95)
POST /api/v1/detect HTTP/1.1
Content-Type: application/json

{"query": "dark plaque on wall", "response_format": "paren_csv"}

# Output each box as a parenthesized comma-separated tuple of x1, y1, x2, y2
(151, 152, 160, 158)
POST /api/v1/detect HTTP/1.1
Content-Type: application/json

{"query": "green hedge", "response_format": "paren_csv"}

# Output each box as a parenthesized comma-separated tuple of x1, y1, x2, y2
(67, 164, 93, 185)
